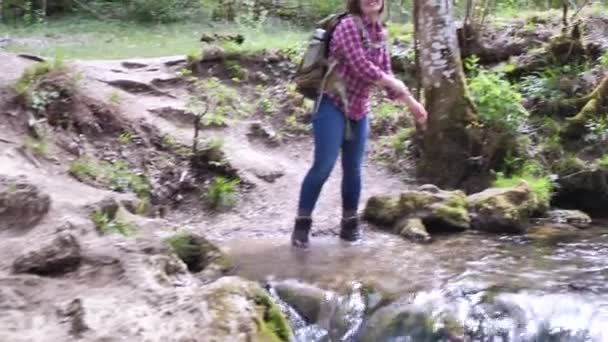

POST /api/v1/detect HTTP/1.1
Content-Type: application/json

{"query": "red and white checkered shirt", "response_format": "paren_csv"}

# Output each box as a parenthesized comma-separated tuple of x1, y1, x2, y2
(327, 15, 398, 121)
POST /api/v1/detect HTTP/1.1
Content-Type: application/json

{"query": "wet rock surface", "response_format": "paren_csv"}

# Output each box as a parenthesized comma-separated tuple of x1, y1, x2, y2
(12, 233, 82, 275)
(467, 181, 544, 233)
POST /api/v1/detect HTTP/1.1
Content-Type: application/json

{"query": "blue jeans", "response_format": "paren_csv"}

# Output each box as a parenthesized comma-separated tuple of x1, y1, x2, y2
(298, 96, 370, 217)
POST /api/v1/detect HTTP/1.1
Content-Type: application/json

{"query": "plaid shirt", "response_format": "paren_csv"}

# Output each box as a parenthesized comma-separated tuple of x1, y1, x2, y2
(327, 15, 398, 121)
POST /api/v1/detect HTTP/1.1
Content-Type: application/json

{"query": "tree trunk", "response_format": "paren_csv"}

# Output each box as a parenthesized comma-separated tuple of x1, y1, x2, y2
(415, 0, 484, 191)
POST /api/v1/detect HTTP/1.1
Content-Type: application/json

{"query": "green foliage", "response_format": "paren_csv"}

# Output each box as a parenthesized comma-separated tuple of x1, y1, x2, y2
(598, 155, 608, 170)
(165, 231, 202, 268)
(126, 0, 200, 23)
(254, 293, 293, 342)
(206, 176, 240, 209)
(493, 161, 555, 204)
(3, 17, 307, 60)
(91, 210, 137, 236)
(187, 77, 238, 128)
(466, 56, 528, 134)
(118, 131, 133, 144)
(225, 60, 248, 81)
(284, 113, 309, 133)
(109, 91, 122, 105)
(235, 0, 269, 30)
(69, 158, 150, 199)
(600, 49, 608, 67)
(584, 116, 608, 144)
(389, 127, 415, 156)
(15, 55, 64, 95)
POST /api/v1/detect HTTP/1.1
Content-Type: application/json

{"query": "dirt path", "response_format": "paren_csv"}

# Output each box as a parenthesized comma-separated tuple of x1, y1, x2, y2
(72, 55, 410, 241)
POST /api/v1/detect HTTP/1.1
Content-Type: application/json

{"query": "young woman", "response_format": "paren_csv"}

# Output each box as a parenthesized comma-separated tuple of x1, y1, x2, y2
(291, 0, 428, 248)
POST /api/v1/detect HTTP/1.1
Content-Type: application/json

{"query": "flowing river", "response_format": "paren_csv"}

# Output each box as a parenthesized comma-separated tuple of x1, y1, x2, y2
(223, 222, 608, 341)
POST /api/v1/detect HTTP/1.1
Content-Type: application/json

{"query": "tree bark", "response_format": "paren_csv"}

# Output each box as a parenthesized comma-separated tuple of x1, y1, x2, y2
(415, 0, 484, 191)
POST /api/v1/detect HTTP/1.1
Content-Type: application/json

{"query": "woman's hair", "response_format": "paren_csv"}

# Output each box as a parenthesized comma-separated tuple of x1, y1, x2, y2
(347, 0, 385, 16)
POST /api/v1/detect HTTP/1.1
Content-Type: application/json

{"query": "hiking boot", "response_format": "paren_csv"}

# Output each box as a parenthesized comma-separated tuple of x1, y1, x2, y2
(340, 216, 361, 242)
(291, 217, 312, 248)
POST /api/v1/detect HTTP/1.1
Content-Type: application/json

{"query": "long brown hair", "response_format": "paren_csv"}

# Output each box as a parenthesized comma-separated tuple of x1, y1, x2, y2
(347, 0, 385, 16)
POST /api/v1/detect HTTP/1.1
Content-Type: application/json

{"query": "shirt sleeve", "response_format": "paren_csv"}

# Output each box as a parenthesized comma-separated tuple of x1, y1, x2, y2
(333, 17, 384, 83)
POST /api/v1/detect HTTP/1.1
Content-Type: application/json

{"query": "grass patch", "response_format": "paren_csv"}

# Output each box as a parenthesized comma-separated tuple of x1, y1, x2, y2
(493, 162, 554, 205)
(2, 16, 307, 60)
(69, 158, 150, 199)
(206, 176, 240, 209)
(91, 210, 137, 236)
(14, 54, 64, 95)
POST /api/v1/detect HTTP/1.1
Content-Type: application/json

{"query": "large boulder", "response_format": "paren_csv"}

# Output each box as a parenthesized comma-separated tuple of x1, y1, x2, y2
(0, 175, 51, 231)
(272, 279, 331, 324)
(551, 157, 608, 216)
(12, 233, 81, 275)
(199, 277, 293, 342)
(360, 300, 463, 342)
(467, 181, 543, 233)
(363, 185, 469, 242)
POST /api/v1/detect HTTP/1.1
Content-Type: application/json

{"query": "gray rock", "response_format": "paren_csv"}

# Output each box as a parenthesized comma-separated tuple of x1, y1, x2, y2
(273, 279, 332, 324)
(396, 218, 431, 243)
(0, 175, 51, 231)
(467, 181, 543, 233)
(12, 233, 81, 275)
(546, 209, 592, 229)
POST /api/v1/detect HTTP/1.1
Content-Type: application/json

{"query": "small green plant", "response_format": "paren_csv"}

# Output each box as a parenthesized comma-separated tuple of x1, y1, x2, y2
(91, 210, 137, 236)
(225, 60, 248, 80)
(109, 91, 122, 105)
(30, 90, 60, 113)
(69, 158, 150, 199)
(166, 231, 202, 266)
(259, 98, 274, 115)
(24, 136, 49, 157)
(118, 131, 133, 144)
(466, 56, 529, 134)
(206, 176, 240, 209)
(284, 114, 309, 133)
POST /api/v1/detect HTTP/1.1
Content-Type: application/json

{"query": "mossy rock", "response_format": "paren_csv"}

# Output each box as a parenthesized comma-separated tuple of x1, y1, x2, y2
(202, 276, 292, 342)
(467, 181, 539, 233)
(272, 279, 329, 324)
(363, 185, 469, 242)
(166, 231, 233, 274)
(395, 218, 431, 243)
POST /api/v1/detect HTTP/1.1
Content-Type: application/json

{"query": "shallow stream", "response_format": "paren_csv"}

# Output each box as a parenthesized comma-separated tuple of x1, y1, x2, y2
(224, 222, 608, 341)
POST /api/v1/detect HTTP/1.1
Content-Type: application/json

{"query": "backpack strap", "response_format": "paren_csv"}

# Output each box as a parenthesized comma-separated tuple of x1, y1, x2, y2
(353, 16, 370, 50)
